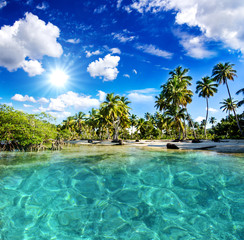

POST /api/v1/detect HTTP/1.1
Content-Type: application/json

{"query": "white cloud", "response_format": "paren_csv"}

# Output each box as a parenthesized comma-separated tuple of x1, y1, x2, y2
(11, 94, 36, 103)
(0, 0, 7, 9)
(38, 97, 49, 104)
(195, 116, 205, 122)
(123, 74, 130, 78)
(127, 92, 154, 102)
(117, 0, 123, 8)
(110, 48, 121, 54)
(0, 12, 63, 76)
(208, 107, 218, 113)
(23, 104, 33, 108)
(112, 32, 136, 43)
(87, 54, 120, 81)
(47, 91, 100, 112)
(66, 38, 80, 44)
(36, 2, 49, 10)
(97, 90, 107, 102)
(128, 88, 159, 94)
(179, 34, 215, 59)
(0, 97, 2, 100)
(128, 0, 244, 54)
(2, 102, 13, 107)
(136, 44, 173, 59)
(94, 5, 106, 14)
(133, 69, 137, 74)
(21, 60, 45, 76)
(85, 50, 102, 58)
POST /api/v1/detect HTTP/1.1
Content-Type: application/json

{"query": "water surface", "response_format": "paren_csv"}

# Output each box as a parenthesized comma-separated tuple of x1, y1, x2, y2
(0, 146, 244, 239)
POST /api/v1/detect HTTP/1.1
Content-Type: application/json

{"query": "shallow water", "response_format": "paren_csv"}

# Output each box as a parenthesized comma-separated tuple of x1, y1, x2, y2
(0, 146, 244, 240)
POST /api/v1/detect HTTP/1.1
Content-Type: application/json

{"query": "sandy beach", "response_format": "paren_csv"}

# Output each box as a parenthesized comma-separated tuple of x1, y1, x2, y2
(68, 139, 244, 154)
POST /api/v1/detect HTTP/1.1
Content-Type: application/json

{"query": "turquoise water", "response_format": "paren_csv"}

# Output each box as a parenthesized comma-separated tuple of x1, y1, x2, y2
(0, 146, 244, 240)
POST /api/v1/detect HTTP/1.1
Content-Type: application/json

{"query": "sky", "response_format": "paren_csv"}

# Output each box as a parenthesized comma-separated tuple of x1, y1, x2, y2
(0, 0, 243, 124)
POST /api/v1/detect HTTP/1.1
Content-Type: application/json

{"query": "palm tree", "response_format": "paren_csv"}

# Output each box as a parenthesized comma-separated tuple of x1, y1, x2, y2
(165, 106, 187, 139)
(220, 98, 238, 117)
(209, 117, 217, 126)
(100, 93, 130, 141)
(196, 76, 218, 138)
(74, 111, 86, 137)
(155, 66, 193, 139)
(212, 62, 243, 136)
(129, 114, 137, 139)
(236, 88, 244, 107)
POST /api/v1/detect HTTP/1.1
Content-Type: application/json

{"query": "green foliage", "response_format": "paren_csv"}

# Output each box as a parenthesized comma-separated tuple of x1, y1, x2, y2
(0, 104, 57, 148)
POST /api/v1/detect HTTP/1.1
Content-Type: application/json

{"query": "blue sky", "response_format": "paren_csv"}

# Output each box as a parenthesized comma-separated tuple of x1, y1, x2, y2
(0, 0, 243, 124)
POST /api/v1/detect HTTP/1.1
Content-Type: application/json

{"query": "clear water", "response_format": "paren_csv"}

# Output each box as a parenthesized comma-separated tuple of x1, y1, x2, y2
(0, 146, 244, 240)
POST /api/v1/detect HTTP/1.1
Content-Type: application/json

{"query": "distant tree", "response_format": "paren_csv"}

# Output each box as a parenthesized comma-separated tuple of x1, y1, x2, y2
(220, 98, 238, 117)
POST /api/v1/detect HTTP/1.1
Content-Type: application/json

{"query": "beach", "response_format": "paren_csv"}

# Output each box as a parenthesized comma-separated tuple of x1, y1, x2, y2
(68, 139, 244, 154)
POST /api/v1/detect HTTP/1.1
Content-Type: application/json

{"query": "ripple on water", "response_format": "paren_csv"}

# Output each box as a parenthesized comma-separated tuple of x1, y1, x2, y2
(0, 146, 243, 239)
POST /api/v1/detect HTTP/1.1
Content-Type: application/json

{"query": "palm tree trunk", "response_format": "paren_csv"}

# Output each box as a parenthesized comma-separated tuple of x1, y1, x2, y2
(226, 81, 244, 136)
(205, 97, 208, 139)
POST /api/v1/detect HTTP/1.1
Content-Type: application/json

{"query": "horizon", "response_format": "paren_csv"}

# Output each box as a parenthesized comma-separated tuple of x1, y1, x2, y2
(0, 0, 243, 124)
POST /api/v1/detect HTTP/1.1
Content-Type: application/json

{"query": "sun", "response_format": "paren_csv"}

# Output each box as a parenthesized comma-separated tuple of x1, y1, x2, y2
(49, 69, 69, 87)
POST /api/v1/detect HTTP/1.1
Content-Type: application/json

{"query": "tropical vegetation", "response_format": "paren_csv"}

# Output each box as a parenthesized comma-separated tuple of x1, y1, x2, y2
(0, 62, 243, 151)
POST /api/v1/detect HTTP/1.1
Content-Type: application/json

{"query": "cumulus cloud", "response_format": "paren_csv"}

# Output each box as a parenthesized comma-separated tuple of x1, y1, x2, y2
(47, 91, 100, 112)
(66, 38, 80, 44)
(128, 0, 244, 54)
(136, 44, 173, 59)
(11, 94, 36, 103)
(0, 12, 63, 76)
(87, 54, 120, 81)
(97, 90, 107, 102)
(85, 50, 102, 58)
(0, 0, 7, 9)
(21, 60, 45, 76)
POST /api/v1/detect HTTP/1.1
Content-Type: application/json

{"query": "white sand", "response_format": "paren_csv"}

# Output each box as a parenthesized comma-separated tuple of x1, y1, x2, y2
(68, 139, 244, 154)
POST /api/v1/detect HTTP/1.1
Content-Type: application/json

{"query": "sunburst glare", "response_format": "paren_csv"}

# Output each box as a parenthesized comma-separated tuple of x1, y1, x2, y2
(49, 69, 69, 87)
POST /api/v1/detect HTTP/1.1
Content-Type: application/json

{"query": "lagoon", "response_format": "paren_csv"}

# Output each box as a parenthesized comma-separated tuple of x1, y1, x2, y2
(0, 146, 244, 239)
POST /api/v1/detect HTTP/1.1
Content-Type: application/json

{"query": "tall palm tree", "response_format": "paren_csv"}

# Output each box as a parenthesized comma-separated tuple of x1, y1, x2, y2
(236, 88, 244, 107)
(220, 98, 238, 117)
(212, 62, 243, 136)
(196, 76, 218, 138)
